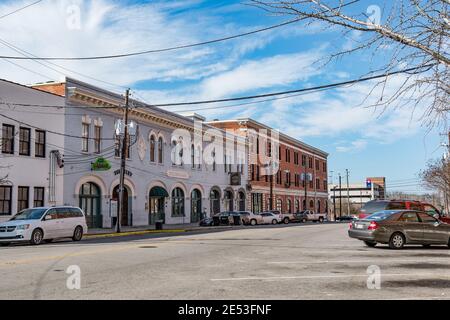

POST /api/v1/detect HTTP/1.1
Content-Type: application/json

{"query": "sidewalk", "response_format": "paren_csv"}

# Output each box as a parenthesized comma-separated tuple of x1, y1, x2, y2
(85, 223, 234, 239)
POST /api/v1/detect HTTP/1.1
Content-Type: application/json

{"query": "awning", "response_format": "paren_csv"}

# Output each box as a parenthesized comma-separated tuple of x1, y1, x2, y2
(150, 186, 169, 198)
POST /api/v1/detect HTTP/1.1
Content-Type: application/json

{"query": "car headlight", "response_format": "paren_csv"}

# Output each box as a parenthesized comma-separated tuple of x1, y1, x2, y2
(16, 224, 30, 230)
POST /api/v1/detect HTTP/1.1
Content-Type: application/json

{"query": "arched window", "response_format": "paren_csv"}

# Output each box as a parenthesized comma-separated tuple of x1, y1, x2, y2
(158, 137, 163, 164)
(276, 199, 283, 212)
(191, 189, 202, 222)
(210, 189, 220, 215)
(224, 190, 234, 212)
(171, 140, 178, 166)
(191, 144, 195, 169)
(287, 199, 292, 213)
(303, 200, 307, 210)
(150, 135, 156, 163)
(317, 200, 321, 213)
(295, 200, 300, 213)
(238, 192, 246, 211)
(310, 200, 315, 210)
(172, 188, 185, 217)
(197, 146, 202, 169)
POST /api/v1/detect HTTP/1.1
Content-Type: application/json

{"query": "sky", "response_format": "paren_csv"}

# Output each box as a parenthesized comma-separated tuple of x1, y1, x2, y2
(0, 0, 448, 193)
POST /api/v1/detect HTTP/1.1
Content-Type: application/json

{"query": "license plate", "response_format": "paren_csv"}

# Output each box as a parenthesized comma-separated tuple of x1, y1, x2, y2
(356, 224, 364, 229)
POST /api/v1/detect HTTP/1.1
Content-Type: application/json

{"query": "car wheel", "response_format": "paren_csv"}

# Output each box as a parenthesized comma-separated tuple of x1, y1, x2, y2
(364, 241, 377, 248)
(389, 232, 405, 250)
(250, 219, 257, 226)
(72, 226, 84, 242)
(319, 217, 324, 223)
(302, 219, 307, 223)
(30, 229, 44, 246)
(283, 218, 289, 224)
(272, 219, 278, 225)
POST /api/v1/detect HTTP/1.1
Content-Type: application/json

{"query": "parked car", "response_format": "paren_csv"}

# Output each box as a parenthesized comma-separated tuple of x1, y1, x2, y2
(304, 210, 326, 223)
(337, 215, 358, 222)
(348, 210, 450, 249)
(199, 217, 214, 227)
(268, 210, 295, 224)
(259, 212, 283, 225)
(212, 212, 244, 226)
(291, 211, 309, 223)
(0, 206, 88, 246)
(359, 200, 448, 222)
(242, 212, 264, 226)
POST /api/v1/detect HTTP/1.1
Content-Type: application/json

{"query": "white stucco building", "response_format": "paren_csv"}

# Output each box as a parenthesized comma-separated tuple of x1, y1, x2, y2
(0, 77, 249, 228)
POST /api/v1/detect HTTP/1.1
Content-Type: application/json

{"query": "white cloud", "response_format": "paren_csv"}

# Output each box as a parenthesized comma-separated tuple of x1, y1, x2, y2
(336, 139, 368, 153)
(199, 51, 323, 99)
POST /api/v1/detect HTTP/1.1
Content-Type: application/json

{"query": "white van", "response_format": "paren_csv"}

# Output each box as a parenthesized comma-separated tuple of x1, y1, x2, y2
(0, 206, 88, 246)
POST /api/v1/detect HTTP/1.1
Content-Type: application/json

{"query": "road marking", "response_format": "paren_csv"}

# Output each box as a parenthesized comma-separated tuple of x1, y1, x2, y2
(268, 258, 450, 265)
(211, 273, 450, 282)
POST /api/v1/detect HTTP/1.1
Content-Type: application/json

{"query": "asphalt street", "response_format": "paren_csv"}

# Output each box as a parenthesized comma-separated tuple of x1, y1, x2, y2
(0, 223, 449, 300)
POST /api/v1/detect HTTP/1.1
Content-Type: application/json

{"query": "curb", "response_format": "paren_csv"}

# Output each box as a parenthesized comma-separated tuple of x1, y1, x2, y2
(85, 229, 187, 239)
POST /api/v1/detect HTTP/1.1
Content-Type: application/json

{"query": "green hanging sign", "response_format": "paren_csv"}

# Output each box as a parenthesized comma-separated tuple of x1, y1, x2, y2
(91, 157, 112, 171)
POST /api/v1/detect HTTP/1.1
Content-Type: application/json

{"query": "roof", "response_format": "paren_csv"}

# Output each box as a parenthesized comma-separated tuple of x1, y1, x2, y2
(0, 78, 66, 99)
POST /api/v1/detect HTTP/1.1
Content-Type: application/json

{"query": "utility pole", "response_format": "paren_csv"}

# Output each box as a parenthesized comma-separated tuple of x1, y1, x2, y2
(338, 173, 342, 218)
(346, 169, 351, 215)
(269, 168, 274, 211)
(116, 88, 130, 234)
(333, 186, 336, 221)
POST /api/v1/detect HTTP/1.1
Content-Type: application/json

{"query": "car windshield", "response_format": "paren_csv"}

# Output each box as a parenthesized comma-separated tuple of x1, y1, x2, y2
(11, 208, 47, 221)
(365, 211, 395, 221)
(361, 201, 388, 214)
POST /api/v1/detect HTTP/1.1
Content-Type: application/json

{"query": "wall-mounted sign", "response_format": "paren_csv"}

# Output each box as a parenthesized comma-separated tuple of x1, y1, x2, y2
(91, 157, 112, 171)
(114, 169, 133, 177)
(167, 169, 190, 180)
(230, 172, 242, 186)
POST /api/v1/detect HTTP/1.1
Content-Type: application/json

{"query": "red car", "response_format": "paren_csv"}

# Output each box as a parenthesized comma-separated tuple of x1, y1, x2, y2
(359, 200, 449, 223)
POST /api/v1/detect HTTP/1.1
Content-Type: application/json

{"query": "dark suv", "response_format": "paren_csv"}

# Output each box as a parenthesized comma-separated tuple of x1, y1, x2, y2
(359, 200, 444, 221)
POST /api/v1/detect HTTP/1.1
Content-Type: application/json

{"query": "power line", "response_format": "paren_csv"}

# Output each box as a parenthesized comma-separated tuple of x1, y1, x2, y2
(144, 64, 435, 108)
(0, 19, 301, 61)
(0, 112, 116, 141)
(0, 102, 118, 109)
(0, 0, 43, 20)
(0, 38, 127, 93)
(0, 64, 435, 116)
(0, 0, 359, 61)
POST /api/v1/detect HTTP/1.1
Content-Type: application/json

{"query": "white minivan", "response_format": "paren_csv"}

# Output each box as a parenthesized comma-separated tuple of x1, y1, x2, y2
(0, 206, 88, 246)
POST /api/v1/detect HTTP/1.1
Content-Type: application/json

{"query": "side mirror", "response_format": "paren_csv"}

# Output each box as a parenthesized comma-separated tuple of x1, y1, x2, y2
(434, 221, 441, 227)
(44, 215, 53, 221)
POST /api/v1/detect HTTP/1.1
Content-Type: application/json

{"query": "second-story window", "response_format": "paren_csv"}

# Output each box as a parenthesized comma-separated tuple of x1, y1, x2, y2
(150, 136, 156, 163)
(158, 137, 163, 164)
(2, 124, 15, 155)
(19, 127, 31, 156)
(94, 126, 102, 154)
(35, 130, 46, 158)
(191, 144, 195, 169)
(82, 123, 90, 152)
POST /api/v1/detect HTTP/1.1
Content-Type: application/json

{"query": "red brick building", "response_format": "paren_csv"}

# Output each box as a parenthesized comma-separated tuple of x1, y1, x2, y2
(207, 119, 329, 214)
